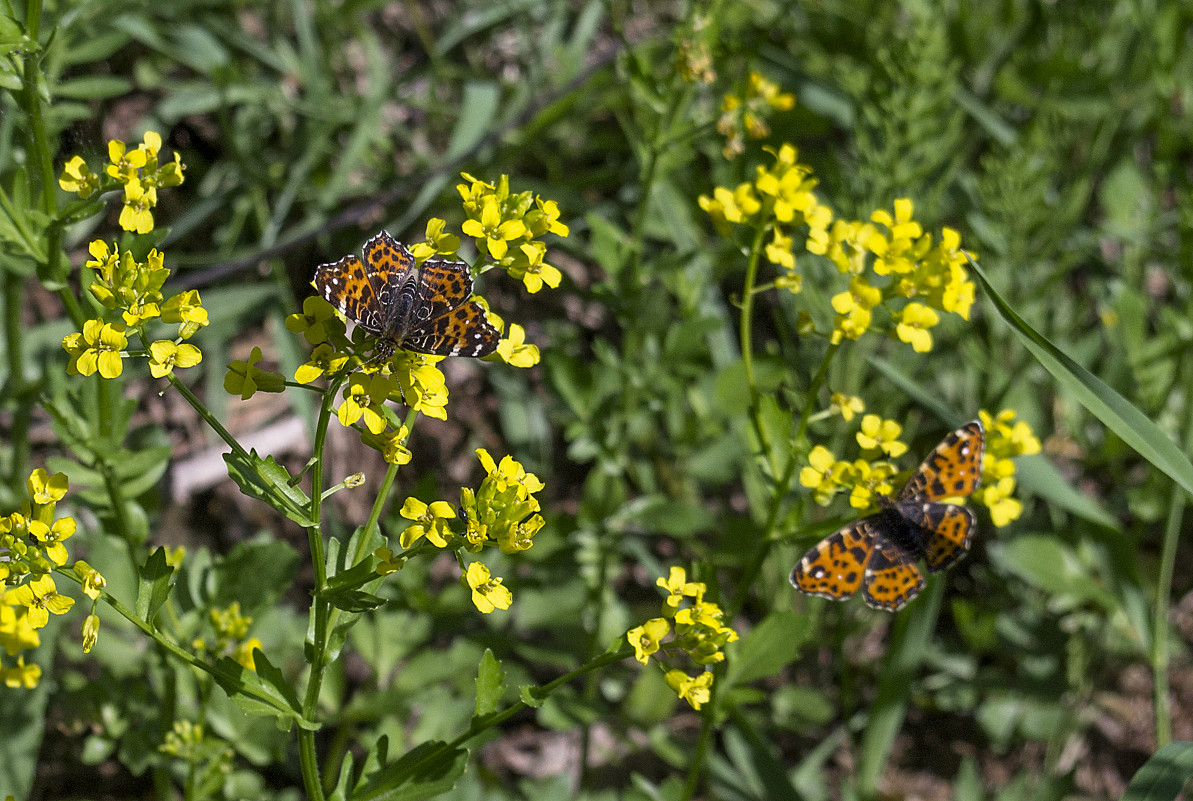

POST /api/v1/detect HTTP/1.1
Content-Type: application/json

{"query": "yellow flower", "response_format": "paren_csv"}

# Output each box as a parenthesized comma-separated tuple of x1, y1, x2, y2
(657, 566, 703, 615)
(148, 340, 202, 378)
(59, 155, 99, 197)
(895, 303, 940, 353)
(2, 656, 41, 688)
(976, 476, 1022, 527)
(799, 445, 845, 505)
(507, 241, 562, 293)
(398, 497, 456, 549)
(233, 637, 263, 671)
(82, 614, 100, 654)
(374, 546, 405, 576)
(665, 669, 713, 710)
(495, 323, 540, 367)
(5, 575, 74, 629)
(0, 602, 40, 654)
(465, 562, 513, 614)
(765, 228, 796, 270)
(64, 320, 127, 378)
(73, 561, 107, 600)
(161, 290, 209, 339)
(627, 618, 670, 664)
(28, 517, 76, 566)
(462, 196, 527, 260)
(27, 469, 67, 505)
(118, 178, 155, 233)
(856, 415, 908, 458)
(286, 295, 345, 346)
(409, 217, 462, 261)
(830, 393, 864, 422)
(846, 459, 898, 509)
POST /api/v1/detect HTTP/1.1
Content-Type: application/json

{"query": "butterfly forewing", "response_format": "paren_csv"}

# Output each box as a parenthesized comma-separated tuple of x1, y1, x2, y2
(898, 419, 985, 502)
(861, 539, 926, 611)
(790, 518, 877, 601)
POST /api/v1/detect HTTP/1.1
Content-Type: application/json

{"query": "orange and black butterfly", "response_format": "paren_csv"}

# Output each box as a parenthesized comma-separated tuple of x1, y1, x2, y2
(790, 419, 985, 612)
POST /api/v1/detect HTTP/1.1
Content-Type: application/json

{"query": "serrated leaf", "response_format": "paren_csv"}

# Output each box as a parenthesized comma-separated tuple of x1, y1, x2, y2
(351, 741, 468, 801)
(135, 547, 175, 623)
(223, 449, 314, 527)
(474, 649, 505, 718)
(519, 684, 548, 708)
(210, 652, 317, 731)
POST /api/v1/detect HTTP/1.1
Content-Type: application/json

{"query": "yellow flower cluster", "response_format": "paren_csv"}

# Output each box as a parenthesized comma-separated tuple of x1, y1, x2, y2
(799, 415, 910, 508)
(625, 566, 739, 710)
(974, 409, 1042, 527)
(825, 199, 974, 352)
(717, 72, 796, 160)
(61, 239, 206, 380)
(458, 174, 570, 294)
(59, 131, 184, 234)
(375, 450, 545, 614)
(191, 602, 263, 671)
(0, 471, 104, 687)
(698, 143, 833, 293)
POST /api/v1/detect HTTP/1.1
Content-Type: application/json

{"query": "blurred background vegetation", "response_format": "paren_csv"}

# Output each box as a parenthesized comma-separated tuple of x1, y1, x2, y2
(4, 0, 1193, 798)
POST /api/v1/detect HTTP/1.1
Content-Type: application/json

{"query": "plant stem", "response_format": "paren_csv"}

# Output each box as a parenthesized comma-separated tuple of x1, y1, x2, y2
(727, 342, 840, 618)
(1153, 404, 1193, 746)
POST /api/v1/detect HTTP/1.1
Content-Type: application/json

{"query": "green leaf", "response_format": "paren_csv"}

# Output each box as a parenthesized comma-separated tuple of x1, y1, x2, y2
(211, 538, 302, 613)
(53, 75, 134, 100)
(351, 741, 468, 801)
(1121, 742, 1193, 801)
(474, 649, 506, 719)
(724, 611, 811, 687)
(970, 256, 1193, 498)
(326, 590, 387, 613)
(135, 547, 175, 623)
(210, 652, 317, 731)
(223, 449, 315, 527)
(519, 684, 548, 708)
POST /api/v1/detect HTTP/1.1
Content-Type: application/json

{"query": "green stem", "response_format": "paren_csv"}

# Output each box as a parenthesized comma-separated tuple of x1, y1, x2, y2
(680, 661, 721, 800)
(727, 342, 840, 617)
(167, 374, 255, 465)
(740, 223, 779, 480)
(1153, 406, 1193, 746)
(4, 271, 30, 489)
(363, 646, 636, 798)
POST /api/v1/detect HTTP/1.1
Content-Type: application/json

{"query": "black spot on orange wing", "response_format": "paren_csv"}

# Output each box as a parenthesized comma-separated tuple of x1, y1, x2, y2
(861, 539, 926, 611)
(790, 518, 877, 602)
(919, 503, 976, 572)
(898, 419, 985, 503)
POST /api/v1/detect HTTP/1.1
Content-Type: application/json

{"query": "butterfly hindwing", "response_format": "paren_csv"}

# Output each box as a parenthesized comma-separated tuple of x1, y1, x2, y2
(896, 501, 976, 572)
(861, 538, 926, 611)
(898, 419, 985, 503)
(790, 518, 877, 602)
(399, 302, 500, 357)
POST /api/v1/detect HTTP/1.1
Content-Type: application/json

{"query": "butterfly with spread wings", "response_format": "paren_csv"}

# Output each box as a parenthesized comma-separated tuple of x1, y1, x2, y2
(790, 419, 985, 611)
(313, 231, 499, 360)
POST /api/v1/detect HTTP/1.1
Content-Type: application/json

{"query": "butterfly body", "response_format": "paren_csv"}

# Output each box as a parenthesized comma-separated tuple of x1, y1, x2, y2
(790, 419, 985, 611)
(314, 231, 499, 359)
